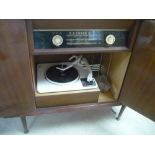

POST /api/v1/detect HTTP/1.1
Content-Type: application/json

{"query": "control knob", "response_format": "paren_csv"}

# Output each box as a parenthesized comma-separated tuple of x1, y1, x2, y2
(52, 35, 63, 47)
(105, 34, 116, 45)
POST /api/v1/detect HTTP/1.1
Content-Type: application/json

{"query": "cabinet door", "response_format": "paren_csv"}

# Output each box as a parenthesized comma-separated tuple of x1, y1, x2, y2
(119, 20, 155, 121)
(0, 20, 35, 117)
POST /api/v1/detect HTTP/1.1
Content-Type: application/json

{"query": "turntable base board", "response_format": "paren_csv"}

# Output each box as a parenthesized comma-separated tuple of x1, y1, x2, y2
(36, 89, 100, 108)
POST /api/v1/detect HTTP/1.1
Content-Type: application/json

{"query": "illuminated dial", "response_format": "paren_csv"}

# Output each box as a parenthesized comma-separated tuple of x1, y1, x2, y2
(52, 35, 63, 47)
(105, 34, 116, 45)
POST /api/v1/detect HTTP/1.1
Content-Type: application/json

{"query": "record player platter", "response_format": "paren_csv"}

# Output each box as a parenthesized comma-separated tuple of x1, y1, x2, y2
(45, 64, 79, 85)
(37, 62, 98, 93)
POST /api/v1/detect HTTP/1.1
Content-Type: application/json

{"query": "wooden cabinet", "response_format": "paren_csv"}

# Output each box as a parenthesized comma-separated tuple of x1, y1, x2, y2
(0, 20, 35, 117)
(0, 19, 155, 126)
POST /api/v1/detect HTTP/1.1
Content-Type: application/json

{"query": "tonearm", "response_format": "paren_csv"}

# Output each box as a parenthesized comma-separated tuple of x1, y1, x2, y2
(56, 55, 93, 82)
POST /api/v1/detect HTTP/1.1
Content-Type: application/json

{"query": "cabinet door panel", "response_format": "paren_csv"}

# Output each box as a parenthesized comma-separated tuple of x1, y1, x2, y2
(119, 20, 155, 121)
(0, 20, 35, 117)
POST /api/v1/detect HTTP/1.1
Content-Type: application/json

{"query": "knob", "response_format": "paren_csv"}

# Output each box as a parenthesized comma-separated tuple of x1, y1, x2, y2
(105, 34, 116, 45)
(52, 35, 63, 47)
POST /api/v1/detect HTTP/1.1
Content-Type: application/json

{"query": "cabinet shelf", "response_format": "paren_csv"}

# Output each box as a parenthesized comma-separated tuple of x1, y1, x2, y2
(98, 91, 115, 103)
(34, 47, 130, 55)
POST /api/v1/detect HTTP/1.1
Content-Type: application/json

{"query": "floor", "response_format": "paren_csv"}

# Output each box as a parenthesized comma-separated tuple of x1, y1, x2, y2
(0, 106, 155, 135)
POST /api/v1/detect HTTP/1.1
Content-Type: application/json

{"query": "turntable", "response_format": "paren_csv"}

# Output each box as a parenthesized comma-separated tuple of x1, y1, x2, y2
(37, 55, 99, 93)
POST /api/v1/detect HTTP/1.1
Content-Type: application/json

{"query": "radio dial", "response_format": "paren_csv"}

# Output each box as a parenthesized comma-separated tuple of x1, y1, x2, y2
(105, 34, 116, 45)
(52, 35, 63, 47)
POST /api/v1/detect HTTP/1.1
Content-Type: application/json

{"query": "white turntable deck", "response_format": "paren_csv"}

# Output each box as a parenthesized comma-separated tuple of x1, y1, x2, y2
(37, 62, 99, 93)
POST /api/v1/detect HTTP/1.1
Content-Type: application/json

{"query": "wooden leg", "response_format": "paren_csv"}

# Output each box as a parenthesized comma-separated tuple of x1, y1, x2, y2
(20, 116, 29, 133)
(116, 105, 126, 120)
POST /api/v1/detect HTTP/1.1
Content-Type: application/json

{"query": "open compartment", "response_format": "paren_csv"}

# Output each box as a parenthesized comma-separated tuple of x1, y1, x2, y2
(33, 52, 130, 107)
(25, 20, 136, 108)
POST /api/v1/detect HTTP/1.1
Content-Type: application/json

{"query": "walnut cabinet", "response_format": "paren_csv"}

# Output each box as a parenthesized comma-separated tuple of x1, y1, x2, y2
(0, 20, 155, 130)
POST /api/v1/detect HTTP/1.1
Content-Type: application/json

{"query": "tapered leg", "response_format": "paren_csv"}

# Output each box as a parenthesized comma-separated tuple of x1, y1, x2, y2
(116, 105, 126, 120)
(20, 116, 29, 133)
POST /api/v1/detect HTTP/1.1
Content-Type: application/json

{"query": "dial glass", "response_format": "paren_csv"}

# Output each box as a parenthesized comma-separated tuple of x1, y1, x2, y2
(52, 35, 63, 46)
(33, 29, 128, 48)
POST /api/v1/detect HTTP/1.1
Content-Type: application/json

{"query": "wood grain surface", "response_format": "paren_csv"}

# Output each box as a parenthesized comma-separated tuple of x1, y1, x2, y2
(0, 20, 35, 117)
(119, 20, 155, 121)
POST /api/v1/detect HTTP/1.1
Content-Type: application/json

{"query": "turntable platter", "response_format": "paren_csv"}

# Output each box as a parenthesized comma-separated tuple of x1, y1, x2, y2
(45, 64, 79, 84)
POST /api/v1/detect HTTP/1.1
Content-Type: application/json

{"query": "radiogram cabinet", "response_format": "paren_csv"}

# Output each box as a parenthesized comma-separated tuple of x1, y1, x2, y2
(0, 19, 155, 133)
